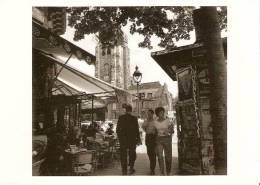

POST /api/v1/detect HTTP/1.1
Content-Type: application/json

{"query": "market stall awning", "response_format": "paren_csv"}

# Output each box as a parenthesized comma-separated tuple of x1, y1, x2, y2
(32, 21, 95, 65)
(34, 49, 128, 98)
(52, 79, 108, 109)
(151, 38, 227, 81)
(151, 43, 204, 81)
(52, 79, 84, 96)
(81, 99, 106, 109)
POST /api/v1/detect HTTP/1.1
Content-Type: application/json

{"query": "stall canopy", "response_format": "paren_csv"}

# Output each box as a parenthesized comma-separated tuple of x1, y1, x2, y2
(52, 79, 83, 96)
(151, 38, 227, 81)
(81, 99, 106, 109)
(35, 49, 128, 101)
(33, 19, 129, 110)
(52, 78, 107, 109)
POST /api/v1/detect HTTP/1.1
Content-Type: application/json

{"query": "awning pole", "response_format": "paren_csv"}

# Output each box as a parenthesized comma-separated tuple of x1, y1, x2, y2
(53, 53, 73, 81)
(51, 85, 64, 93)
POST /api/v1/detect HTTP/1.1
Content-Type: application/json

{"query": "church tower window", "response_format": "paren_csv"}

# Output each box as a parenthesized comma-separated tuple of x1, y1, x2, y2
(107, 48, 111, 55)
(102, 49, 106, 56)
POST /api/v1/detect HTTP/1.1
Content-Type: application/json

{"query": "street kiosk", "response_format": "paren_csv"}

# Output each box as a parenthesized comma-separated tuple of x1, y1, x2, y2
(151, 38, 227, 175)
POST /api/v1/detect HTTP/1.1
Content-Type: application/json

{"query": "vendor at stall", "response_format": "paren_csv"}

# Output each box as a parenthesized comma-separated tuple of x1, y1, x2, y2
(67, 126, 82, 147)
(85, 122, 99, 138)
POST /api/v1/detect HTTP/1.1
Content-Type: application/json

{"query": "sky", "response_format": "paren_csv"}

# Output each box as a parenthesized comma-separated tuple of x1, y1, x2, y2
(61, 14, 227, 98)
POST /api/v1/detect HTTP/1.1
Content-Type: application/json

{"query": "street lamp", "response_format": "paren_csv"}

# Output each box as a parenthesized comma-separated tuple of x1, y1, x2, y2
(133, 66, 142, 117)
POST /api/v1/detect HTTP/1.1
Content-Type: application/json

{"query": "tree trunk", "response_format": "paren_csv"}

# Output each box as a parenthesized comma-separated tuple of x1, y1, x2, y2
(193, 7, 227, 174)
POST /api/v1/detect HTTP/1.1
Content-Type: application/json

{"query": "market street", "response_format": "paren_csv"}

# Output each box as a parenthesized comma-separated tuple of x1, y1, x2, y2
(93, 131, 178, 176)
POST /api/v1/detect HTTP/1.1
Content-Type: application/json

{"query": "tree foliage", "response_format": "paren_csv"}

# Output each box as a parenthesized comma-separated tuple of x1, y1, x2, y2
(66, 6, 227, 49)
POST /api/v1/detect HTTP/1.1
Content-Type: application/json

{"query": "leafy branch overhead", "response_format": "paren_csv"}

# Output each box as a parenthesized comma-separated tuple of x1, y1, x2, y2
(67, 6, 227, 49)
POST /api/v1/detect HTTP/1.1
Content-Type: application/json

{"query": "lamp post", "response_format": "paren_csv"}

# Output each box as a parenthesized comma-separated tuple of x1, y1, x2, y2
(133, 66, 142, 118)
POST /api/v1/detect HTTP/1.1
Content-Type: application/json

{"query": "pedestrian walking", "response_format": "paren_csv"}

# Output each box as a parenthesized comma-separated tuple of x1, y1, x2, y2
(116, 105, 141, 175)
(142, 109, 157, 175)
(154, 107, 174, 175)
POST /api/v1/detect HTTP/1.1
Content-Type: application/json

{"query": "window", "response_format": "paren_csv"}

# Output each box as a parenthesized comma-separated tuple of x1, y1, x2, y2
(102, 49, 106, 56)
(104, 63, 110, 74)
(112, 103, 117, 110)
(147, 93, 153, 99)
(104, 63, 110, 82)
(139, 93, 145, 99)
(107, 48, 111, 55)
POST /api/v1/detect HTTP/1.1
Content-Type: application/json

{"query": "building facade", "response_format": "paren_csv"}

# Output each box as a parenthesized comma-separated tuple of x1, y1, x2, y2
(128, 81, 173, 118)
(95, 34, 130, 90)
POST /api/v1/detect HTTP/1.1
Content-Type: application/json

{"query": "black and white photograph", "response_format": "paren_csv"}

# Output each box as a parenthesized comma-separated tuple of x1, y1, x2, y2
(1, 0, 260, 185)
(32, 6, 227, 176)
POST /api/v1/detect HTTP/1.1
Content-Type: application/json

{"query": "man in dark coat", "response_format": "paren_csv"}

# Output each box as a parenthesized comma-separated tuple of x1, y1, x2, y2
(116, 105, 141, 175)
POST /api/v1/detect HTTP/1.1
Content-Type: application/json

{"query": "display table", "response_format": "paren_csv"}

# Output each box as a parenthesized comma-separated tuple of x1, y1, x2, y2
(85, 136, 118, 168)
(64, 148, 96, 175)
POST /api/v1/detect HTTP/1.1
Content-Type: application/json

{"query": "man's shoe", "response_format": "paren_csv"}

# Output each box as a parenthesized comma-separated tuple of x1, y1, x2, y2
(150, 170, 155, 175)
(129, 168, 135, 175)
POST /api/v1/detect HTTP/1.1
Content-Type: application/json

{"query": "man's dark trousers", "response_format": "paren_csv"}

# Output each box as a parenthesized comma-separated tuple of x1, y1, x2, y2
(119, 143, 136, 174)
(116, 113, 140, 175)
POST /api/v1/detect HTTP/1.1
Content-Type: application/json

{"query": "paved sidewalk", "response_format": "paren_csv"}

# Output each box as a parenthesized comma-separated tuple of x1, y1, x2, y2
(93, 131, 179, 176)
(93, 153, 179, 176)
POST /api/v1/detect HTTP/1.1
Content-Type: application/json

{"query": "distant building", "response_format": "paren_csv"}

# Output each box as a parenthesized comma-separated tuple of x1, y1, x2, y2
(95, 31, 131, 120)
(128, 81, 173, 118)
(95, 32, 130, 90)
